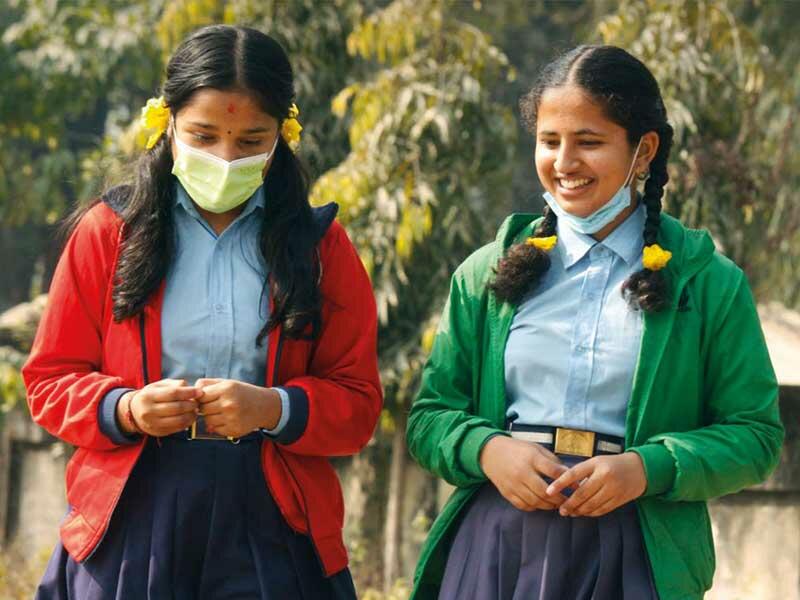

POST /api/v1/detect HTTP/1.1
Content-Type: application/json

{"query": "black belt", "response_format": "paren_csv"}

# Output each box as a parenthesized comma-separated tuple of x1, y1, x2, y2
(508, 424, 624, 457)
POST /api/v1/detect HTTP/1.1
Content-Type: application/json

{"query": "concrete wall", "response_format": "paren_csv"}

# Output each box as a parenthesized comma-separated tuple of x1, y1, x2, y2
(2, 387, 798, 597)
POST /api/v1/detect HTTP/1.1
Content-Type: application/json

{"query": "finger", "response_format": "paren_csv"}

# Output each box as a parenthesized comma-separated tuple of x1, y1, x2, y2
(559, 472, 605, 515)
(150, 401, 199, 417)
(195, 378, 223, 389)
(510, 482, 546, 511)
(585, 497, 620, 518)
(504, 492, 536, 512)
(203, 414, 226, 430)
(150, 414, 196, 434)
(195, 381, 230, 403)
(547, 459, 595, 496)
(520, 474, 566, 508)
(151, 386, 203, 403)
(153, 378, 189, 387)
(563, 484, 608, 517)
(531, 453, 570, 481)
(197, 398, 228, 416)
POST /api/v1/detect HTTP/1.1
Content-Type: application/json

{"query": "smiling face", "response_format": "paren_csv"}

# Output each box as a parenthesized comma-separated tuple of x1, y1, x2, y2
(535, 85, 645, 220)
(170, 87, 280, 170)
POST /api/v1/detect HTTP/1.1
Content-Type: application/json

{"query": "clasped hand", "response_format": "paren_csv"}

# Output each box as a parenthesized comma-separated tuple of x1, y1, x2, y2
(479, 436, 647, 517)
(119, 378, 281, 438)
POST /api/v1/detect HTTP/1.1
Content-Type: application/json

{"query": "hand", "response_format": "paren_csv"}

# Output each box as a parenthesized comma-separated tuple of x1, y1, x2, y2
(120, 379, 203, 437)
(194, 378, 282, 438)
(546, 452, 647, 517)
(479, 435, 574, 511)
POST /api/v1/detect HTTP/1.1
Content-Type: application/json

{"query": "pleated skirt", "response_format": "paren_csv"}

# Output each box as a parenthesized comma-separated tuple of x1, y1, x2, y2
(35, 435, 356, 600)
(438, 455, 659, 600)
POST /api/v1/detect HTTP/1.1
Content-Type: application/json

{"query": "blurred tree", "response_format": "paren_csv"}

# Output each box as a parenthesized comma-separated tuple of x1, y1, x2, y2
(595, 0, 800, 306)
(311, 0, 516, 588)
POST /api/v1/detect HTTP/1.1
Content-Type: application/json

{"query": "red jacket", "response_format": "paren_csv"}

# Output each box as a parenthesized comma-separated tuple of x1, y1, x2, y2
(22, 197, 382, 576)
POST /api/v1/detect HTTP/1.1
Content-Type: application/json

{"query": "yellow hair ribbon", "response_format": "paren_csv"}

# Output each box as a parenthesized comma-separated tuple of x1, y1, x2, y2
(642, 243, 672, 271)
(281, 103, 302, 152)
(140, 96, 170, 150)
(525, 235, 557, 252)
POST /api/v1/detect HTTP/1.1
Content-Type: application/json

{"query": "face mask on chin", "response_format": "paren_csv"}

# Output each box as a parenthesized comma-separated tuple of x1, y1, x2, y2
(542, 137, 643, 235)
(171, 128, 279, 214)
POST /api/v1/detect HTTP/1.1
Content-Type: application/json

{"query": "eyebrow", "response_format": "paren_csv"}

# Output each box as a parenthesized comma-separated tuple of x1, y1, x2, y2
(186, 122, 272, 134)
(539, 128, 606, 136)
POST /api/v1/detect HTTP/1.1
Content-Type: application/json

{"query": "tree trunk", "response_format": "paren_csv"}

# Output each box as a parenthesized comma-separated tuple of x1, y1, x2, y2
(382, 411, 407, 593)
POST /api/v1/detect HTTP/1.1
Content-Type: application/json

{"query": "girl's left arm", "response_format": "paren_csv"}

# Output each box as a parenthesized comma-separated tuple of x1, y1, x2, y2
(630, 269, 785, 501)
(272, 222, 383, 457)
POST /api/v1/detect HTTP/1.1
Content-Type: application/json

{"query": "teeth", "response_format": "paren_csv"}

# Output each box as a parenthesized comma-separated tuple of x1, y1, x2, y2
(559, 178, 591, 189)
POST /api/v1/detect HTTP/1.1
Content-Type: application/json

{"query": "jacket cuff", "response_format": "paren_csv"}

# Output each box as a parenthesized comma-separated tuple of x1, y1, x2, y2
(260, 387, 291, 435)
(629, 443, 676, 497)
(98, 387, 141, 445)
(459, 426, 509, 480)
(261, 385, 308, 445)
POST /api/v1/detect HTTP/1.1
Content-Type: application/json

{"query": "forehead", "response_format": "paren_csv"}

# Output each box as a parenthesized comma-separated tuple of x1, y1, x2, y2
(536, 85, 624, 136)
(177, 88, 277, 128)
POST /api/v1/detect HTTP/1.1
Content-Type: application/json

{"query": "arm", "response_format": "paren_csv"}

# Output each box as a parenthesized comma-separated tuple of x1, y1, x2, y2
(629, 271, 784, 500)
(272, 223, 383, 456)
(406, 263, 508, 488)
(22, 204, 134, 450)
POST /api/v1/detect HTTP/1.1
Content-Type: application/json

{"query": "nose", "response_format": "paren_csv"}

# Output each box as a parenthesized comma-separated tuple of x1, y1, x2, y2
(553, 141, 579, 173)
(214, 141, 242, 163)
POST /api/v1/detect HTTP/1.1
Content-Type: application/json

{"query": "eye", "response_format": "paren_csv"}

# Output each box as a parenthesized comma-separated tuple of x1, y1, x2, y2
(579, 140, 602, 147)
(539, 139, 559, 148)
(192, 133, 214, 143)
(240, 139, 263, 146)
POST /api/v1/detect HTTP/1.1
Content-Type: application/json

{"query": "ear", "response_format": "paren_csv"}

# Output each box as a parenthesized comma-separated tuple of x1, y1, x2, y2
(636, 130, 660, 175)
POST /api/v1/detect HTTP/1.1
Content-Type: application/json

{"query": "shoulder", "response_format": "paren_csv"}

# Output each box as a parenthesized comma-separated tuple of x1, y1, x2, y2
(451, 240, 503, 297)
(67, 198, 124, 257)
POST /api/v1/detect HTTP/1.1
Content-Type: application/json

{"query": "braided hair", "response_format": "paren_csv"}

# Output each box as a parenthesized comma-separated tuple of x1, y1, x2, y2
(491, 45, 673, 312)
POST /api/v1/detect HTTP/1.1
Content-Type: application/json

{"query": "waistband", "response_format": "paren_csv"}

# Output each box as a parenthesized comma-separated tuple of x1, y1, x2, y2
(508, 424, 624, 457)
(161, 430, 264, 444)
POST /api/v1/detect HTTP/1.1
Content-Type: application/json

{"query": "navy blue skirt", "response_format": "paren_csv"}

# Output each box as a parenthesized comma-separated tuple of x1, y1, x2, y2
(439, 455, 659, 600)
(35, 435, 356, 600)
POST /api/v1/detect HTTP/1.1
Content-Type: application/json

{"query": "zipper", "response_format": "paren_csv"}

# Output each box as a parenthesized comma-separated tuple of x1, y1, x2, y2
(139, 312, 150, 385)
(85, 311, 150, 562)
(267, 328, 327, 572)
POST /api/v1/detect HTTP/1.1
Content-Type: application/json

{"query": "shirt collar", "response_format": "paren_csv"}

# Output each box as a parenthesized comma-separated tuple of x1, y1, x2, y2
(555, 200, 646, 269)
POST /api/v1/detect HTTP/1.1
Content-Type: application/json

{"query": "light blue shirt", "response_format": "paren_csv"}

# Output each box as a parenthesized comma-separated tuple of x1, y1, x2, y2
(504, 203, 646, 438)
(160, 182, 289, 433)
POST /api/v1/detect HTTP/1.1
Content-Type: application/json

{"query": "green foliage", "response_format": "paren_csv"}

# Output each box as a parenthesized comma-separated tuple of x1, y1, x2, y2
(312, 0, 516, 416)
(596, 0, 800, 305)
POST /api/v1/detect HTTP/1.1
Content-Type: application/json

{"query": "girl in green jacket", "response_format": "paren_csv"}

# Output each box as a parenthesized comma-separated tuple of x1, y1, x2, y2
(406, 45, 783, 600)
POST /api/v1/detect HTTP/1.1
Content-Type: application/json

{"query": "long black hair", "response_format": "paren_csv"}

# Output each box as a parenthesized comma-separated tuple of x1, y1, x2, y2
(77, 25, 321, 342)
(491, 45, 673, 312)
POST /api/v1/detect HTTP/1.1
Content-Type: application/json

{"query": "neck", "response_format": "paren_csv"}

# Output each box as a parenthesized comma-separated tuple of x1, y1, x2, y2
(194, 202, 245, 236)
(591, 188, 639, 242)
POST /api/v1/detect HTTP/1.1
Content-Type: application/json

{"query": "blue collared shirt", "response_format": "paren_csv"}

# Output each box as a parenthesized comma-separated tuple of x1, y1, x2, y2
(504, 203, 646, 438)
(99, 182, 289, 444)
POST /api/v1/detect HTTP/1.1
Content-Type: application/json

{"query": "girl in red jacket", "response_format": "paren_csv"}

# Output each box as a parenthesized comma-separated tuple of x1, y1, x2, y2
(24, 25, 381, 600)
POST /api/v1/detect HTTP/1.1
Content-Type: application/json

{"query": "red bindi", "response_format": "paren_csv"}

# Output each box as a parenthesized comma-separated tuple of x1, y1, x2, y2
(227, 103, 236, 114)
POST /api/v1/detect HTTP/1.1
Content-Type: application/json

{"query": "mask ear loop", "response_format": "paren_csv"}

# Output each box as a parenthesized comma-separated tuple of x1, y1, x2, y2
(624, 138, 645, 187)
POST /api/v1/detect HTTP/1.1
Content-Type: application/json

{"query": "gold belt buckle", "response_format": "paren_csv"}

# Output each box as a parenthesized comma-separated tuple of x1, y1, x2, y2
(190, 418, 238, 443)
(554, 428, 596, 457)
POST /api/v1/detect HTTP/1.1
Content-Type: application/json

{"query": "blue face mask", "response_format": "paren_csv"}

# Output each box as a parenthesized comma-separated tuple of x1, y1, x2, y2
(542, 138, 643, 235)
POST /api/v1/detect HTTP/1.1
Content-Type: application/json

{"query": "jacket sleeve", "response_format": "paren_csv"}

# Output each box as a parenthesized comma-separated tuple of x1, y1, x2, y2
(630, 270, 784, 500)
(21, 203, 131, 450)
(273, 223, 382, 457)
(406, 265, 507, 489)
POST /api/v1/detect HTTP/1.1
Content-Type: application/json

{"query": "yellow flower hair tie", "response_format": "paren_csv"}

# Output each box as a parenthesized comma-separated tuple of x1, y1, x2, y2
(140, 96, 170, 150)
(642, 243, 672, 271)
(281, 103, 302, 152)
(525, 235, 557, 252)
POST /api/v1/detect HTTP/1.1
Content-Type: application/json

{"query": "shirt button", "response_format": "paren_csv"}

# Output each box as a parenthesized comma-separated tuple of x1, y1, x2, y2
(214, 304, 224, 313)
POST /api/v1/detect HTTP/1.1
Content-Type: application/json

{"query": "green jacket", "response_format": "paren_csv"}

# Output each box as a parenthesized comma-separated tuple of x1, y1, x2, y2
(406, 212, 783, 600)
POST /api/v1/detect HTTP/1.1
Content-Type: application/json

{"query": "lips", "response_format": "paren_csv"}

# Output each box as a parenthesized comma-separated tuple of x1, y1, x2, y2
(557, 177, 593, 190)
